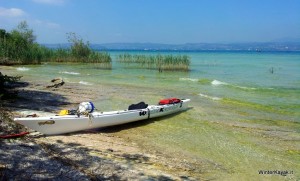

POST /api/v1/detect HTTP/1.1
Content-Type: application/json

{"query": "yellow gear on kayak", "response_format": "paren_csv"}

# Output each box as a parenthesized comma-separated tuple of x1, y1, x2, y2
(59, 109, 69, 116)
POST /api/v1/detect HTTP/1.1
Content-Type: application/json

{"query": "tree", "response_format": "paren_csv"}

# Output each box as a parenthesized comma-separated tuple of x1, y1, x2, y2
(67, 32, 91, 60)
(14, 21, 36, 44)
(0, 21, 42, 64)
(0, 21, 37, 63)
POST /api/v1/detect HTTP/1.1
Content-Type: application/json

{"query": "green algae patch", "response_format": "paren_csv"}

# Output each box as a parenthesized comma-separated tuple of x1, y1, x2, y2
(286, 150, 300, 156)
(221, 98, 298, 116)
(197, 78, 211, 84)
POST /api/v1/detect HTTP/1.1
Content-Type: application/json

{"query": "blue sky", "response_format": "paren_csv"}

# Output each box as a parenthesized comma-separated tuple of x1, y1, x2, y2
(0, 0, 300, 44)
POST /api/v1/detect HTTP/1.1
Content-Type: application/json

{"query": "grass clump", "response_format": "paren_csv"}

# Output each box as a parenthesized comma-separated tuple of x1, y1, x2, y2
(117, 54, 190, 72)
(0, 72, 22, 100)
(41, 45, 112, 69)
(42, 33, 112, 68)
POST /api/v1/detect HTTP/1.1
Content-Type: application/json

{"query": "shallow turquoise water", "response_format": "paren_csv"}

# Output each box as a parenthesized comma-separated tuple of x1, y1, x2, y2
(9, 51, 300, 179)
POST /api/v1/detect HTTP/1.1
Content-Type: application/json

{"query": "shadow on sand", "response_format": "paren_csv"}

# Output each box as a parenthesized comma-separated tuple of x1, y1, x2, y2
(0, 135, 177, 180)
(3, 82, 71, 112)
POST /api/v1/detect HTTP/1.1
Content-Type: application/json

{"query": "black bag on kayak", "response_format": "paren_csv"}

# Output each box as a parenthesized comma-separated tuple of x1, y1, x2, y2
(128, 102, 148, 110)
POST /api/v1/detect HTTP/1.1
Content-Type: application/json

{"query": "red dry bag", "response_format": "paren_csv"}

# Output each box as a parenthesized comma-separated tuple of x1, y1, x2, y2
(159, 98, 181, 105)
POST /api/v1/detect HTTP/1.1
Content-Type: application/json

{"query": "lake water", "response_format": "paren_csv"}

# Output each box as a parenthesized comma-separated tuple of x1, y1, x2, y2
(11, 51, 300, 180)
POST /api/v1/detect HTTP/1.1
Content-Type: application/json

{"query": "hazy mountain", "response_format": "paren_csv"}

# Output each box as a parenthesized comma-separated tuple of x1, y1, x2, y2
(43, 42, 300, 51)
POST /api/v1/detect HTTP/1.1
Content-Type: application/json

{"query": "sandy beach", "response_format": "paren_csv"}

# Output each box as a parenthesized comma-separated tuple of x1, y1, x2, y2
(0, 68, 198, 180)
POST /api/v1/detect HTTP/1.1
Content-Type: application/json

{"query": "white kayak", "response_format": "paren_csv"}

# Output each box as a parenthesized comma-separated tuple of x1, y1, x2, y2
(14, 99, 190, 135)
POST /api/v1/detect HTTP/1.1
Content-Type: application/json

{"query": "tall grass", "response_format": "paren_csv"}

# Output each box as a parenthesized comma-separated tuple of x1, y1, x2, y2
(40, 48, 112, 69)
(117, 54, 190, 71)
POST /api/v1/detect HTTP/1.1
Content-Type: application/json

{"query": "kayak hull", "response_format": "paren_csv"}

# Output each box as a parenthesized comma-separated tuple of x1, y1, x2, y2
(14, 99, 190, 135)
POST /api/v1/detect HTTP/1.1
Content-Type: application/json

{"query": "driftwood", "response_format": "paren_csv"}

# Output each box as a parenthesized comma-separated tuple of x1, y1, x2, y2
(46, 77, 64, 88)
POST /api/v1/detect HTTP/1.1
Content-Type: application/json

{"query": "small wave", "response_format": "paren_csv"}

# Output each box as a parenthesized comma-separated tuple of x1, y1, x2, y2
(179, 78, 198, 82)
(235, 85, 257, 90)
(60, 71, 80, 75)
(211, 80, 258, 90)
(79, 81, 92, 85)
(211, 80, 228, 86)
(199, 93, 221, 101)
(16, 67, 30, 71)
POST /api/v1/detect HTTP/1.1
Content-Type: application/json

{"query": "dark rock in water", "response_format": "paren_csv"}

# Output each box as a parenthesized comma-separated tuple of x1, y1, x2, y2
(47, 78, 64, 88)
(51, 78, 62, 83)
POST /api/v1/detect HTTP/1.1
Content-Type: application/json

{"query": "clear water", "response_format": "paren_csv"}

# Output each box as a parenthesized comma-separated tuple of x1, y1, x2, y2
(9, 51, 300, 179)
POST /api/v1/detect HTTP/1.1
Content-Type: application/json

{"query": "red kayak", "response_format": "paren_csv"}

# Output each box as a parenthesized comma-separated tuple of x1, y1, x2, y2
(0, 132, 29, 139)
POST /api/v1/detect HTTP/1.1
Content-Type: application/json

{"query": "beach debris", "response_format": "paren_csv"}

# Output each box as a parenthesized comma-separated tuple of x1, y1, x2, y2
(0, 132, 29, 139)
(46, 77, 64, 88)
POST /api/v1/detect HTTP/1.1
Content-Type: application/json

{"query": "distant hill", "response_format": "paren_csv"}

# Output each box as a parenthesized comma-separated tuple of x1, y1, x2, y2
(43, 42, 300, 52)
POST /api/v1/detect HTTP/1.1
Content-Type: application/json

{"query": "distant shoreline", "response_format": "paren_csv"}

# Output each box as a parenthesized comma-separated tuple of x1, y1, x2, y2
(98, 49, 300, 53)
(43, 42, 300, 52)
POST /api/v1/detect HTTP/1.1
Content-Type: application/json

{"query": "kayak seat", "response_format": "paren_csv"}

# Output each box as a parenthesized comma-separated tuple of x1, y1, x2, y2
(128, 102, 148, 110)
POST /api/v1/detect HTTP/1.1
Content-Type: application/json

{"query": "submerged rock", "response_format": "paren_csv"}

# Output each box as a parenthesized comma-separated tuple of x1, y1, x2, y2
(46, 78, 64, 88)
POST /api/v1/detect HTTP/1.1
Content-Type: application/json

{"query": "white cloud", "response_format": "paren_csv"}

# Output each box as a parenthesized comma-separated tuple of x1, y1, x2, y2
(34, 19, 61, 29)
(31, 0, 65, 5)
(0, 7, 26, 17)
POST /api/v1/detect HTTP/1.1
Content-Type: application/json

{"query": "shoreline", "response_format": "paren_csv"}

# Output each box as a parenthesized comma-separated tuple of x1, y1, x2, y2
(0, 69, 198, 180)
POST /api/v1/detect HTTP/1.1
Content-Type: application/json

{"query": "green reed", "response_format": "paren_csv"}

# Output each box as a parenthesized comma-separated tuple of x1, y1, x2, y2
(117, 54, 190, 71)
(35, 48, 111, 69)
